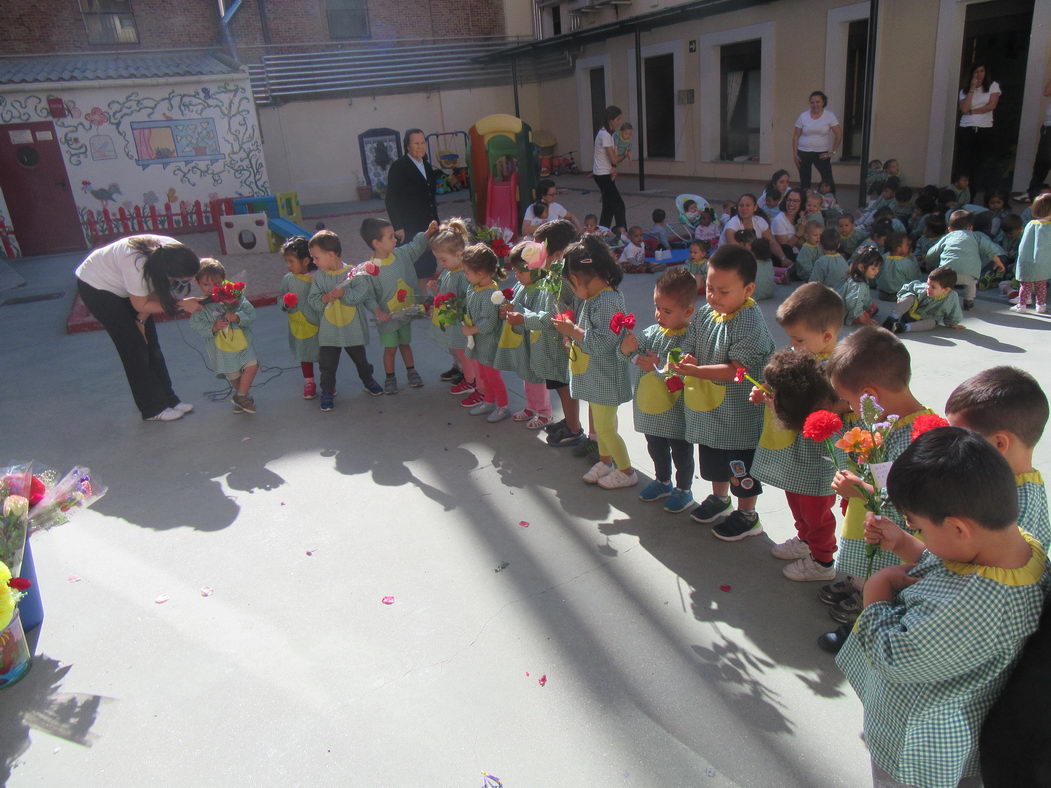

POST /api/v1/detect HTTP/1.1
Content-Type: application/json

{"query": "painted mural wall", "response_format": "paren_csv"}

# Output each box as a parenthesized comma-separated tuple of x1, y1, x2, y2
(0, 75, 269, 254)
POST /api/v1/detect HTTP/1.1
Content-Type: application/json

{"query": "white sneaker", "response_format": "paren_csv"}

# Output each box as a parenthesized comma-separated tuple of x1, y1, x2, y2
(582, 461, 613, 484)
(598, 468, 639, 489)
(146, 407, 183, 422)
(770, 536, 811, 560)
(469, 401, 495, 416)
(782, 554, 837, 582)
(173, 402, 194, 414)
(1009, 296, 1021, 305)
(1010, 303, 1027, 313)
(1037, 304, 1048, 314)
(485, 406, 510, 423)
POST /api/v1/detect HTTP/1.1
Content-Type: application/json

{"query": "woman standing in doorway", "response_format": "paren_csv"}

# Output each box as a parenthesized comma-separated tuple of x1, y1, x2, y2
(956, 64, 1002, 204)
(593, 106, 629, 231)
(75, 235, 202, 422)
(792, 91, 842, 192)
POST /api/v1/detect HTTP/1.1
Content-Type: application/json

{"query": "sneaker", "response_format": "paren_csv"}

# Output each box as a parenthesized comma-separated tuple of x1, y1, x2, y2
(407, 369, 424, 388)
(782, 555, 838, 582)
(880, 315, 898, 331)
(1038, 304, 1048, 314)
(817, 624, 852, 654)
(963, 299, 975, 311)
(486, 406, 510, 423)
(460, 391, 484, 408)
(829, 594, 863, 624)
(526, 414, 551, 430)
(711, 510, 763, 541)
(384, 377, 398, 395)
(770, 536, 811, 560)
(146, 407, 183, 421)
(469, 401, 495, 416)
(439, 365, 461, 382)
(891, 321, 905, 334)
(449, 379, 475, 395)
(232, 394, 256, 414)
(447, 371, 464, 385)
(547, 425, 586, 447)
(543, 418, 566, 434)
(582, 461, 613, 484)
(818, 580, 858, 606)
(173, 402, 194, 414)
(320, 393, 334, 412)
(1010, 303, 1028, 313)
(639, 479, 673, 502)
(1012, 191, 1032, 203)
(303, 381, 317, 399)
(664, 488, 695, 513)
(363, 379, 383, 397)
(511, 409, 535, 422)
(572, 437, 598, 457)
(598, 468, 639, 489)
(689, 494, 733, 524)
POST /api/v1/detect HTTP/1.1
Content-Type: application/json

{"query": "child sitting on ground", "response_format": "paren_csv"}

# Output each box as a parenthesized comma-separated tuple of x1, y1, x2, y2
(649, 208, 673, 250)
(999, 213, 1024, 269)
(751, 237, 775, 300)
(925, 209, 1005, 309)
(915, 214, 947, 263)
(685, 240, 708, 294)
(837, 215, 867, 258)
(950, 172, 972, 206)
(838, 247, 882, 326)
(872, 205, 908, 236)
(809, 228, 848, 287)
(278, 236, 320, 400)
(818, 180, 840, 220)
(892, 185, 914, 224)
(882, 266, 964, 334)
(693, 206, 721, 250)
(1011, 193, 1051, 314)
(804, 192, 825, 226)
(877, 232, 922, 301)
(794, 221, 824, 280)
(618, 225, 650, 273)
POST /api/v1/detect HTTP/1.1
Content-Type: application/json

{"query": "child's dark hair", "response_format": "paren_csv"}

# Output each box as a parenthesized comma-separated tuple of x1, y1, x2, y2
(531, 200, 548, 219)
(652, 208, 666, 223)
(882, 176, 900, 193)
(734, 228, 757, 246)
(868, 181, 885, 197)
(915, 193, 936, 214)
(584, 213, 598, 223)
(945, 366, 1049, 448)
(763, 349, 838, 432)
(849, 247, 882, 282)
(929, 265, 958, 289)
(952, 171, 970, 185)
(689, 238, 709, 255)
(819, 228, 841, 253)
(563, 234, 622, 289)
(310, 229, 342, 255)
(776, 282, 845, 332)
(462, 243, 505, 279)
(619, 121, 633, 132)
(128, 237, 201, 316)
(987, 189, 1011, 208)
(948, 210, 973, 230)
(886, 231, 908, 253)
(751, 237, 772, 260)
(895, 186, 913, 204)
(1001, 213, 1023, 233)
(281, 236, 316, 270)
(359, 218, 391, 249)
(837, 214, 855, 227)
(195, 257, 226, 282)
(709, 243, 756, 286)
(873, 206, 895, 221)
(937, 187, 958, 209)
(924, 215, 947, 237)
(883, 158, 898, 172)
(887, 426, 1018, 530)
(871, 219, 894, 240)
(827, 326, 911, 392)
(765, 188, 782, 204)
(655, 266, 697, 308)
(683, 199, 697, 211)
(533, 219, 577, 256)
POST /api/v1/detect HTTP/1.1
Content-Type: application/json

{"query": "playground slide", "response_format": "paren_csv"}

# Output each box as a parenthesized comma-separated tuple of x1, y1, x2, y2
(268, 216, 310, 240)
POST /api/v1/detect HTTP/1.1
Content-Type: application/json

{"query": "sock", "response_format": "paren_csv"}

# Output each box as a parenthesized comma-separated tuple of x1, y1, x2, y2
(715, 494, 731, 502)
(386, 373, 395, 379)
(817, 559, 834, 567)
(738, 509, 757, 520)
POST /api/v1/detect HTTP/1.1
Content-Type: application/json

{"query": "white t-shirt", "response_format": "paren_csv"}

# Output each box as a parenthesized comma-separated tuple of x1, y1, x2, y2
(723, 214, 770, 241)
(794, 110, 840, 152)
(593, 129, 615, 175)
(75, 234, 179, 298)
(958, 82, 1001, 128)
(524, 201, 568, 225)
(771, 212, 797, 238)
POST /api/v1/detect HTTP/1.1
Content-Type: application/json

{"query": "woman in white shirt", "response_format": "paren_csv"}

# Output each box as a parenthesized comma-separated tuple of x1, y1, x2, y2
(592, 106, 628, 231)
(791, 91, 842, 192)
(956, 64, 1002, 204)
(75, 235, 203, 421)
(772, 187, 806, 259)
(721, 193, 787, 262)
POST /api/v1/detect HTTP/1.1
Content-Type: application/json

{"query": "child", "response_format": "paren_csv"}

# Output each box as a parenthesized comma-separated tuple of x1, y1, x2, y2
(837, 215, 867, 258)
(670, 245, 776, 539)
(427, 219, 476, 397)
(809, 228, 848, 287)
(892, 185, 914, 224)
(794, 221, 824, 280)
(877, 232, 922, 301)
(986, 189, 1011, 242)
(363, 216, 438, 394)
(307, 230, 383, 410)
(278, 236, 320, 399)
(950, 172, 972, 206)
(649, 208, 672, 250)
(882, 266, 964, 334)
(915, 214, 947, 263)
(925, 209, 1005, 309)
(761, 189, 783, 220)
(804, 192, 825, 226)
(719, 200, 735, 228)
(838, 247, 882, 325)
(840, 427, 1048, 788)
(552, 235, 637, 488)
(494, 242, 552, 429)
(910, 192, 938, 235)
(685, 240, 708, 294)
(1011, 193, 1051, 313)
(818, 179, 839, 218)
(752, 285, 847, 581)
(865, 159, 885, 192)
(620, 267, 697, 512)
(521, 200, 548, 237)
(882, 158, 901, 181)
(190, 258, 259, 414)
(583, 213, 614, 242)
(693, 207, 721, 250)
(460, 243, 510, 422)
(999, 212, 1023, 269)
(618, 225, 649, 273)
(872, 205, 908, 236)
(750, 237, 775, 300)
(614, 122, 633, 161)
(945, 366, 1050, 550)
(683, 199, 702, 229)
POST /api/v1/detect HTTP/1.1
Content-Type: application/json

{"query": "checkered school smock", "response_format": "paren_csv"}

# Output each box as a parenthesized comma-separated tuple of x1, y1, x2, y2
(685, 260, 708, 279)
(189, 297, 258, 376)
(835, 408, 934, 580)
(631, 323, 691, 440)
(568, 288, 633, 407)
(836, 277, 873, 324)
(682, 300, 775, 449)
(1015, 219, 1051, 282)
(1017, 471, 1050, 552)
(794, 243, 822, 279)
(925, 229, 1003, 279)
(837, 533, 1050, 788)
(877, 254, 922, 298)
(896, 281, 963, 327)
(429, 266, 469, 350)
(752, 411, 842, 497)
(839, 228, 868, 257)
(370, 231, 429, 337)
(493, 281, 542, 383)
(521, 282, 576, 384)
(464, 283, 501, 367)
(279, 272, 320, 362)
(308, 266, 378, 348)
(809, 253, 848, 288)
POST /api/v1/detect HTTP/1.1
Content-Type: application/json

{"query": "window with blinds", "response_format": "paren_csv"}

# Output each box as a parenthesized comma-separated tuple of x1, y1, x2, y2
(81, 0, 139, 45)
(327, 0, 370, 39)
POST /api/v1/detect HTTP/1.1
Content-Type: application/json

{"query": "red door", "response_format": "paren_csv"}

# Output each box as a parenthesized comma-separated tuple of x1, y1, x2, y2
(0, 121, 85, 256)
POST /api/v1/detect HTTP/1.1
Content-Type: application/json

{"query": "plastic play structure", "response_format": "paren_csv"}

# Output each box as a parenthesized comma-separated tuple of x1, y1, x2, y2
(426, 131, 470, 194)
(468, 114, 536, 234)
(213, 191, 309, 255)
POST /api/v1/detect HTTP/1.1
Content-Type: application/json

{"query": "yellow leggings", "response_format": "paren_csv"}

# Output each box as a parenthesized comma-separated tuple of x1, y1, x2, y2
(589, 402, 630, 470)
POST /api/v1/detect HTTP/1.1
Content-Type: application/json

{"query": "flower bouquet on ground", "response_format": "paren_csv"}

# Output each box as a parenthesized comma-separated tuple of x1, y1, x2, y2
(0, 557, 32, 688)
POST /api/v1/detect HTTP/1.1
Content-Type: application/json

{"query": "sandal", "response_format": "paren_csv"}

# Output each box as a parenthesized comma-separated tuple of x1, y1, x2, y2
(526, 414, 551, 430)
(511, 409, 535, 422)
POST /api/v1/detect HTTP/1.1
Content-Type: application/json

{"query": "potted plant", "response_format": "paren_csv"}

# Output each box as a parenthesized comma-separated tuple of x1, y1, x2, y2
(356, 175, 372, 202)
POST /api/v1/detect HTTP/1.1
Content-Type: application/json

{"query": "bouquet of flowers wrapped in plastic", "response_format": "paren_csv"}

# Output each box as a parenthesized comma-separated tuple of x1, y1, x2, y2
(202, 279, 246, 341)
(473, 224, 513, 260)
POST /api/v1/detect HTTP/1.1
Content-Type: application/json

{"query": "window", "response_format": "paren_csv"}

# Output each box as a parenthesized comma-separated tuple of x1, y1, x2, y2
(841, 19, 868, 160)
(131, 119, 225, 168)
(552, 5, 562, 36)
(327, 0, 369, 39)
(81, 0, 138, 45)
(644, 53, 675, 158)
(719, 39, 761, 161)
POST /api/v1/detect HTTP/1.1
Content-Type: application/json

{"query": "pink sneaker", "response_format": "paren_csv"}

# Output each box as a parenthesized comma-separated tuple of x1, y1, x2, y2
(303, 380, 317, 399)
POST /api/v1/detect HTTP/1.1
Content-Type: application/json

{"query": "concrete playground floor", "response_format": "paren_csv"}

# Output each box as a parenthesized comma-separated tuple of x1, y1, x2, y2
(2, 197, 1050, 787)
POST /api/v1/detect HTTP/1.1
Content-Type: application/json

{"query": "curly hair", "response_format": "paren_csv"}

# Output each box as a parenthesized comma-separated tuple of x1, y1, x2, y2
(763, 349, 839, 432)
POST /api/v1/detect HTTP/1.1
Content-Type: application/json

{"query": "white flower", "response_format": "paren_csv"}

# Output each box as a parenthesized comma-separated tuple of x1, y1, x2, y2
(490, 291, 506, 305)
(2, 495, 29, 519)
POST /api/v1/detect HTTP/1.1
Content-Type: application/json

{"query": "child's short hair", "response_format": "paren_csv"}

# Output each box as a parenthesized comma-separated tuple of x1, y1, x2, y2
(882, 176, 900, 193)
(708, 243, 756, 286)
(584, 213, 598, 223)
(619, 122, 633, 132)
(734, 228, 757, 246)
(870, 219, 894, 240)
(952, 172, 969, 185)
(869, 159, 882, 168)
(924, 215, 948, 237)
(937, 187, 958, 208)
(358, 218, 390, 249)
(887, 426, 1018, 530)
(895, 186, 913, 203)
(533, 219, 577, 256)
(462, 243, 504, 279)
(654, 266, 697, 308)
(652, 208, 666, 223)
(827, 326, 911, 391)
(948, 210, 973, 230)
(563, 234, 622, 289)
(915, 193, 936, 214)
(1032, 193, 1051, 220)
(531, 200, 549, 219)
(765, 188, 782, 204)
(945, 366, 1049, 447)
(689, 239, 709, 255)
(1001, 213, 1023, 233)
(883, 158, 898, 172)
(819, 228, 841, 253)
(838, 214, 855, 227)
(776, 282, 844, 332)
(873, 206, 895, 220)
(886, 231, 908, 253)
(929, 265, 958, 289)
(309, 229, 342, 255)
(805, 220, 824, 236)
(430, 217, 470, 255)
(683, 199, 697, 211)
(751, 237, 772, 260)
(627, 224, 643, 236)
(763, 349, 839, 432)
(819, 179, 834, 191)
(195, 257, 226, 282)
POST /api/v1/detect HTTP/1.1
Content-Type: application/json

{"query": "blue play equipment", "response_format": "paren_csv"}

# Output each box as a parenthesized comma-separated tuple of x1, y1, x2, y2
(231, 195, 309, 243)
(268, 216, 310, 240)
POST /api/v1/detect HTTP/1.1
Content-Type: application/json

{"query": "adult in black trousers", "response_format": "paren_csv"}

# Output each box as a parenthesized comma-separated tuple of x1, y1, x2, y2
(1016, 77, 1051, 202)
(592, 106, 628, 230)
(74, 235, 202, 421)
(384, 128, 439, 280)
(954, 64, 1001, 204)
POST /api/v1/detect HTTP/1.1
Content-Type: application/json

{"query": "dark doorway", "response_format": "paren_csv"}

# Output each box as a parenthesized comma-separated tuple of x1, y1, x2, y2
(841, 18, 868, 160)
(551, 5, 561, 36)
(720, 39, 761, 161)
(644, 53, 675, 158)
(589, 67, 606, 138)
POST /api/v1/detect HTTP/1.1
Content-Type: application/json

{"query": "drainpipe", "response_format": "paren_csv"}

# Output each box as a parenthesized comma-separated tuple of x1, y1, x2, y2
(511, 55, 521, 118)
(635, 24, 645, 191)
(857, 0, 879, 207)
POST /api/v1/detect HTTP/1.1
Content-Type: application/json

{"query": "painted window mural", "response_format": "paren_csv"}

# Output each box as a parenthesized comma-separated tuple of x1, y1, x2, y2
(131, 119, 224, 168)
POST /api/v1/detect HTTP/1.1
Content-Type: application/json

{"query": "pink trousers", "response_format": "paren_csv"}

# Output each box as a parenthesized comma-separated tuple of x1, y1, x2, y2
(523, 381, 552, 417)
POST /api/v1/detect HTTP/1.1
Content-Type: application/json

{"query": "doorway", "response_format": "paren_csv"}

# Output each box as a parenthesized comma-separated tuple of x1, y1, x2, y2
(589, 67, 607, 139)
(720, 39, 762, 161)
(0, 121, 84, 256)
(644, 53, 675, 158)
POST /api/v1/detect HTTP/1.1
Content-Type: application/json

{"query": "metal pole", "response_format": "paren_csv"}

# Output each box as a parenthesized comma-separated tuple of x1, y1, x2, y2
(858, 0, 879, 208)
(635, 25, 645, 191)
(511, 56, 521, 118)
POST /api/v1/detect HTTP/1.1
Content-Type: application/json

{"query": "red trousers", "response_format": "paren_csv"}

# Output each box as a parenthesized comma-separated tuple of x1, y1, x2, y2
(784, 491, 837, 563)
(476, 362, 508, 407)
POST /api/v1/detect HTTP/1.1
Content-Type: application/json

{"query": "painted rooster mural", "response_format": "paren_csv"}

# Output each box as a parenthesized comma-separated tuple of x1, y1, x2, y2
(81, 180, 122, 208)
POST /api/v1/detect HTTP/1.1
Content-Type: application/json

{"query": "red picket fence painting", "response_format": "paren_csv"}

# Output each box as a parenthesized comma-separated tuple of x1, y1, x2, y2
(82, 199, 234, 245)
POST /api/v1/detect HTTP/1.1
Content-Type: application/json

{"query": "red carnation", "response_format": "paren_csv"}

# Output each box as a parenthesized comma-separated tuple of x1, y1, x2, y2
(555, 308, 575, 322)
(502, 288, 515, 301)
(610, 312, 636, 334)
(29, 476, 46, 507)
(363, 262, 380, 276)
(234, 281, 245, 290)
(666, 376, 685, 393)
(803, 410, 844, 442)
(8, 577, 31, 592)
(396, 288, 408, 303)
(282, 292, 298, 309)
(911, 413, 949, 440)
(492, 238, 511, 259)
(733, 367, 747, 383)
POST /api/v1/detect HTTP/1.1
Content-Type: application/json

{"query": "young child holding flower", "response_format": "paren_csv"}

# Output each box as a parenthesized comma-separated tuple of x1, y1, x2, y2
(278, 236, 320, 400)
(460, 244, 510, 423)
(426, 219, 475, 396)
